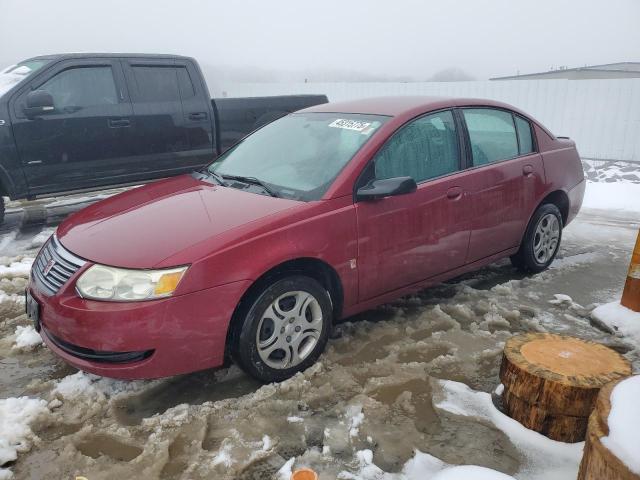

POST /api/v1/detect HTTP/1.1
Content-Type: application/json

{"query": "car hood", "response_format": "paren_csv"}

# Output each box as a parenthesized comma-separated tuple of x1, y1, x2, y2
(57, 175, 302, 268)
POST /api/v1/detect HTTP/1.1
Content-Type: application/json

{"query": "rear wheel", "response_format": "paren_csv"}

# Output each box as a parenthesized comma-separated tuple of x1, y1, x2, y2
(234, 275, 332, 383)
(511, 203, 563, 273)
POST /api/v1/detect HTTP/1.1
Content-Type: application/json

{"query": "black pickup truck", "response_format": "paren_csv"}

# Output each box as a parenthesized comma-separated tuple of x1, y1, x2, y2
(0, 53, 327, 222)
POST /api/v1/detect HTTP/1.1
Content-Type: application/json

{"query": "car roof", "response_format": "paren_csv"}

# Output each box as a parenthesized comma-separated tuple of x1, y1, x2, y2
(302, 96, 524, 117)
(23, 53, 193, 62)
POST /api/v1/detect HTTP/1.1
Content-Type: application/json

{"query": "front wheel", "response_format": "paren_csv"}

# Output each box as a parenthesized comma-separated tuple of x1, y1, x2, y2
(234, 275, 332, 383)
(511, 203, 563, 273)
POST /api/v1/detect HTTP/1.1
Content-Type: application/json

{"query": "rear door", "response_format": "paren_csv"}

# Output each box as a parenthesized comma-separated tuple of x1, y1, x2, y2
(122, 59, 191, 178)
(461, 107, 545, 263)
(356, 109, 474, 301)
(11, 59, 134, 194)
(175, 59, 214, 168)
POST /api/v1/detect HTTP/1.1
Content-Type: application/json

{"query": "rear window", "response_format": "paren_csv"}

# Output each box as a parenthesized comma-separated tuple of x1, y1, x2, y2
(463, 108, 519, 166)
(515, 115, 534, 154)
(131, 66, 180, 102)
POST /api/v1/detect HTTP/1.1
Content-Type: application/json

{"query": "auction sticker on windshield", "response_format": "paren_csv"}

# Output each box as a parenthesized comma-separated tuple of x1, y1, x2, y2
(328, 118, 372, 132)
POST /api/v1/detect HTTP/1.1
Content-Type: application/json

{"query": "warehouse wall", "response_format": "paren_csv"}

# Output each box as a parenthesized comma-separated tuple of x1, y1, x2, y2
(212, 79, 640, 162)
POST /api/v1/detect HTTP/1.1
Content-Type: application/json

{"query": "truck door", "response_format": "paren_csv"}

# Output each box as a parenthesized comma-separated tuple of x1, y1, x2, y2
(121, 59, 193, 178)
(10, 59, 134, 195)
(176, 60, 214, 168)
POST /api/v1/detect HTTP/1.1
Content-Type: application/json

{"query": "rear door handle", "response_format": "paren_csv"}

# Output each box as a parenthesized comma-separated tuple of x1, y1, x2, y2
(523, 164, 534, 176)
(446, 186, 463, 200)
(108, 119, 131, 128)
(189, 112, 207, 121)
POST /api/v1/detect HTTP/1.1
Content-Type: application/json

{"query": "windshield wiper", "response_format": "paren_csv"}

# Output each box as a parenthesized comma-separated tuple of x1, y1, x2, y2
(219, 174, 279, 198)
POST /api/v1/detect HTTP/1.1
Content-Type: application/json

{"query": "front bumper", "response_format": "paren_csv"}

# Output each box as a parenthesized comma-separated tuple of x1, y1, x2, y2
(31, 279, 251, 379)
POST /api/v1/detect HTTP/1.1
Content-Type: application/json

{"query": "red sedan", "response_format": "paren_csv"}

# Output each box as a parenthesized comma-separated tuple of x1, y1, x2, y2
(27, 97, 585, 382)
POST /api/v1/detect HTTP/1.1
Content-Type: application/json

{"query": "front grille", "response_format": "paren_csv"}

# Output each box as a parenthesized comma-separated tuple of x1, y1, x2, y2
(32, 235, 86, 295)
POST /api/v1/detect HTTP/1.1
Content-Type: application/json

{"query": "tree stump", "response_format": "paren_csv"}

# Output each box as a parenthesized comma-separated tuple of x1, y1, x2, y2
(499, 333, 631, 442)
(578, 376, 639, 480)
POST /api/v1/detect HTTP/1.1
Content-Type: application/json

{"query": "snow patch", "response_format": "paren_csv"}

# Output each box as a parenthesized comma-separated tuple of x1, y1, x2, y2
(582, 180, 640, 213)
(12, 325, 43, 351)
(0, 397, 49, 477)
(601, 376, 640, 474)
(434, 380, 583, 480)
(0, 258, 33, 278)
(277, 457, 295, 480)
(591, 301, 640, 345)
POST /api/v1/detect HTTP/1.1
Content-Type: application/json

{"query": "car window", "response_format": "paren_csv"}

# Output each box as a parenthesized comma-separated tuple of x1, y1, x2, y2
(131, 66, 180, 102)
(374, 110, 460, 183)
(463, 108, 519, 166)
(209, 112, 388, 201)
(176, 67, 195, 99)
(40, 66, 118, 110)
(515, 115, 534, 155)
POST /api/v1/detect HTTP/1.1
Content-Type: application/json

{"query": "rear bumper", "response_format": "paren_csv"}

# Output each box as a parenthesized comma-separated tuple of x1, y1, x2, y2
(31, 279, 251, 379)
(566, 179, 586, 226)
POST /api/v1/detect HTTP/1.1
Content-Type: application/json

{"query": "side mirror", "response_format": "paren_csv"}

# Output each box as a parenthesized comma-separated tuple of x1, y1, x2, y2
(24, 90, 55, 118)
(356, 176, 417, 201)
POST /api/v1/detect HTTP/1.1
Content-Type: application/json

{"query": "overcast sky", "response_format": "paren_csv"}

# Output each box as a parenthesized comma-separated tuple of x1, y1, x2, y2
(1, 0, 639, 81)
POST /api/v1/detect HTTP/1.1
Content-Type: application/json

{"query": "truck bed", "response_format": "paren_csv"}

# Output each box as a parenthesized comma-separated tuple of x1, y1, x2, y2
(214, 95, 328, 151)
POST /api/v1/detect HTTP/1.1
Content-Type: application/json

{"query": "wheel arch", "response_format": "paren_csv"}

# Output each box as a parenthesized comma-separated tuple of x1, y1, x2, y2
(539, 189, 570, 225)
(224, 257, 344, 358)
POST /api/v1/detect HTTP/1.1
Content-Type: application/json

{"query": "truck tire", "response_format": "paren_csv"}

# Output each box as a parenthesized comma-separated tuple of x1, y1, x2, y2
(0, 197, 5, 225)
(511, 203, 563, 273)
(234, 275, 332, 383)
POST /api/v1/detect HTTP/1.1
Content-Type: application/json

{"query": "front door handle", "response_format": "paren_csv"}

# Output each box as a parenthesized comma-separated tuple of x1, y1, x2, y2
(446, 186, 463, 200)
(189, 112, 207, 121)
(523, 164, 534, 176)
(108, 119, 131, 128)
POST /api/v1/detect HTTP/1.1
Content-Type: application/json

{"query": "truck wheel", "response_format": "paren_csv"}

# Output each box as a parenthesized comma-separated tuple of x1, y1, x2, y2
(0, 197, 5, 225)
(511, 203, 563, 273)
(234, 275, 332, 383)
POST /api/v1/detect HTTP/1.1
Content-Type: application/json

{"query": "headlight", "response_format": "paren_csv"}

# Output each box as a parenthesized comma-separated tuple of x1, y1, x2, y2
(76, 265, 188, 301)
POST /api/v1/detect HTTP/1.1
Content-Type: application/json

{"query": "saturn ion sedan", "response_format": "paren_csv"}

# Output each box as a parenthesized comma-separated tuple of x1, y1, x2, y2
(26, 97, 585, 382)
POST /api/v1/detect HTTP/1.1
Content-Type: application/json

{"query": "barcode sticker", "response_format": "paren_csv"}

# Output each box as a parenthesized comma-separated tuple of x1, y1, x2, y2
(328, 119, 372, 132)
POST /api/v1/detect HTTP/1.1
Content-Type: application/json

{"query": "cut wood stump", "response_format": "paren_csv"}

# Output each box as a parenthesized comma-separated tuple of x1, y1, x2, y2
(578, 376, 639, 480)
(499, 333, 631, 442)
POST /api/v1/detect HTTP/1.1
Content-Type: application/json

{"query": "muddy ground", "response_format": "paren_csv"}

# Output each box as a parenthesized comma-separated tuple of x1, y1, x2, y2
(0, 192, 638, 480)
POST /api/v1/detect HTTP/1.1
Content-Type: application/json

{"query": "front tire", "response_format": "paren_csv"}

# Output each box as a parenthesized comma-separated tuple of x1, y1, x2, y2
(234, 275, 332, 383)
(511, 203, 563, 273)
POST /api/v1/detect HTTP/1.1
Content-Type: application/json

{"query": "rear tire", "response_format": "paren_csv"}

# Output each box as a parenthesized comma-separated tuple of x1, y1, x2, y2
(510, 203, 563, 273)
(233, 275, 332, 383)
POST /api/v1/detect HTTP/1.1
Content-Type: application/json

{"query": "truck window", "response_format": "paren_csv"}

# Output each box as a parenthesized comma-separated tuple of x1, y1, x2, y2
(176, 67, 195, 99)
(40, 66, 118, 110)
(131, 66, 180, 102)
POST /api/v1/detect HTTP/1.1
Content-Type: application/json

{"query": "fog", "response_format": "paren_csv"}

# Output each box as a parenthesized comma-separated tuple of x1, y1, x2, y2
(1, 0, 639, 84)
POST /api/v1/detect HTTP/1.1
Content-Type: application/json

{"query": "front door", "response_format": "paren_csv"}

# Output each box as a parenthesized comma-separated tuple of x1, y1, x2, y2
(356, 109, 473, 301)
(11, 60, 134, 195)
(461, 108, 545, 263)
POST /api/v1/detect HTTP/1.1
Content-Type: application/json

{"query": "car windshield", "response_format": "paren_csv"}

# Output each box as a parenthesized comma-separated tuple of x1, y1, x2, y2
(208, 112, 389, 201)
(0, 59, 50, 97)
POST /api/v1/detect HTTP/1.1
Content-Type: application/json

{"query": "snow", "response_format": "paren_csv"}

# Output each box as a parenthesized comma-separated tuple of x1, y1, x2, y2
(434, 380, 583, 480)
(591, 301, 640, 345)
(601, 376, 640, 474)
(337, 449, 516, 480)
(278, 457, 296, 480)
(0, 397, 48, 477)
(0, 258, 33, 277)
(12, 325, 43, 351)
(582, 180, 640, 213)
(287, 416, 305, 423)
